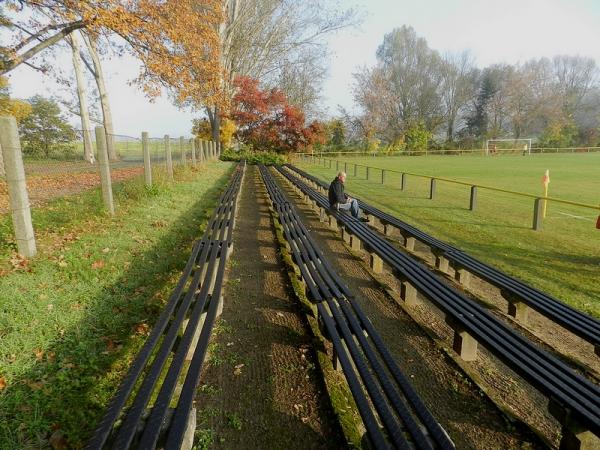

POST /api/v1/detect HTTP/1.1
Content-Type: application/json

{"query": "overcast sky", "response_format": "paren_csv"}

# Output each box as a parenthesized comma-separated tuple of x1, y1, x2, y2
(5, 0, 600, 137)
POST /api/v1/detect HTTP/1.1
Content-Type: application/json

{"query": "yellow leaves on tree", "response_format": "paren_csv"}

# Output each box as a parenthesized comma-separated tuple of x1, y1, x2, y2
(107, 0, 226, 108)
(4, 1, 226, 109)
(220, 118, 236, 148)
(192, 118, 213, 140)
(193, 117, 236, 148)
(0, 76, 31, 123)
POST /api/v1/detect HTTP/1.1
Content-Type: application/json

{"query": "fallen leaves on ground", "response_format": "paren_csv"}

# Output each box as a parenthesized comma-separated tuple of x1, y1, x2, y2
(134, 323, 150, 335)
(9, 255, 31, 272)
(0, 166, 143, 213)
(91, 260, 105, 270)
(0, 376, 6, 391)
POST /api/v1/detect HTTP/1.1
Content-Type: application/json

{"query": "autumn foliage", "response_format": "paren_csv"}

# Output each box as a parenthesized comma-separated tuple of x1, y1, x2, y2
(230, 76, 325, 153)
(2, 0, 224, 107)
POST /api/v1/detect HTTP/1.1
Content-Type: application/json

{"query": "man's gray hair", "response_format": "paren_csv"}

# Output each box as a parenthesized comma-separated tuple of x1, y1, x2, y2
(338, 171, 346, 178)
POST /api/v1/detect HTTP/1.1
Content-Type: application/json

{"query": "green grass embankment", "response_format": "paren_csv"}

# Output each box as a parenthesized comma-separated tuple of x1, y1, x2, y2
(0, 162, 234, 449)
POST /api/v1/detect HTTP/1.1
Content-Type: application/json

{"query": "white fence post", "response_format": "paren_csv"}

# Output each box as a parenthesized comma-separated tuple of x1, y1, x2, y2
(164, 134, 174, 181)
(0, 142, 5, 177)
(191, 139, 197, 167)
(95, 126, 115, 215)
(180, 136, 186, 166)
(0, 116, 36, 256)
(142, 131, 152, 187)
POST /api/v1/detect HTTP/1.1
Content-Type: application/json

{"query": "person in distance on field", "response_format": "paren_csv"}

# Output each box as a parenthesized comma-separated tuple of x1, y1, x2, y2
(328, 171, 368, 221)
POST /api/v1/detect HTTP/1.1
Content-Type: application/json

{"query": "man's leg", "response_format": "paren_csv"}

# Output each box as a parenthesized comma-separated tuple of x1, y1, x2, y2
(337, 202, 352, 214)
(350, 199, 360, 218)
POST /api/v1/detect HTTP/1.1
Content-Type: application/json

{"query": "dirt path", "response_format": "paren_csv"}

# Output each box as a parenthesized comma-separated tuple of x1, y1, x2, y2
(274, 169, 546, 450)
(194, 166, 345, 450)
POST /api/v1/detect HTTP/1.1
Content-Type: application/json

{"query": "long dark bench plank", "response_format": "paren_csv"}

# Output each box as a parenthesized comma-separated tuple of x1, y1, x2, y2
(277, 165, 600, 449)
(285, 164, 600, 352)
(87, 163, 244, 450)
(261, 165, 454, 450)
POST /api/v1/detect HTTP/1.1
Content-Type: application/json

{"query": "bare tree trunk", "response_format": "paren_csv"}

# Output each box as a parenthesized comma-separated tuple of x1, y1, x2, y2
(69, 32, 95, 164)
(83, 34, 118, 160)
(206, 105, 221, 150)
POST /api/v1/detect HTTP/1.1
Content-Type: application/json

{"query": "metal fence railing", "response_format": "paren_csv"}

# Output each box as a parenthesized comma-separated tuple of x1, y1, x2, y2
(3, 132, 218, 201)
(296, 146, 600, 158)
(299, 154, 600, 231)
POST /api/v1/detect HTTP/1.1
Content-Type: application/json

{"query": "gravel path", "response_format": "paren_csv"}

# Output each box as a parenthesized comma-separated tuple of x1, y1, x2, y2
(194, 166, 346, 449)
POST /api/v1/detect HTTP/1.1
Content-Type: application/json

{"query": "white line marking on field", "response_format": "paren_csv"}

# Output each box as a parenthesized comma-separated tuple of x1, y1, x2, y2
(556, 211, 595, 221)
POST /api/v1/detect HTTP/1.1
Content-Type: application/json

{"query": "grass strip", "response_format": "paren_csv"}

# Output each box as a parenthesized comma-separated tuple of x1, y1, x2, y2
(0, 162, 234, 449)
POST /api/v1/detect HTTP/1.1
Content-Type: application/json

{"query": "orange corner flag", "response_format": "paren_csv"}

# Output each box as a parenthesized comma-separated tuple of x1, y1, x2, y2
(541, 169, 550, 188)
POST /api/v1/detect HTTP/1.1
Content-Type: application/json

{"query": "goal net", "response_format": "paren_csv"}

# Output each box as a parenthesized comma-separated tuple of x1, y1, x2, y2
(485, 138, 532, 155)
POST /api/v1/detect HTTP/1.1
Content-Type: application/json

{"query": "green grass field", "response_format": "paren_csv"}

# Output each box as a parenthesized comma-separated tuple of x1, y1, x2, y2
(298, 153, 600, 318)
(0, 162, 234, 448)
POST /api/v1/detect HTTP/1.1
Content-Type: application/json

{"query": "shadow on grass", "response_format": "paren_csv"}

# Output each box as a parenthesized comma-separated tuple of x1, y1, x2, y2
(0, 168, 233, 449)
(0, 176, 145, 253)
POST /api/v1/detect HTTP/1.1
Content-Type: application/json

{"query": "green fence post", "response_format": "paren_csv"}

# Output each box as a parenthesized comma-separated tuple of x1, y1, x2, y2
(430, 178, 436, 199)
(367, 166, 370, 180)
(381, 169, 385, 184)
(401, 173, 406, 190)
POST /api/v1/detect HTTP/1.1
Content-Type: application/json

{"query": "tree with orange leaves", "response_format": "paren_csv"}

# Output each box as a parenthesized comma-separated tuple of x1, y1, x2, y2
(1, 0, 224, 109)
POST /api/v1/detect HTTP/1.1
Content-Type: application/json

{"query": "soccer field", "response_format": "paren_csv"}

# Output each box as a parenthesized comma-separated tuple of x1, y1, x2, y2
(298, 153, 600, 318)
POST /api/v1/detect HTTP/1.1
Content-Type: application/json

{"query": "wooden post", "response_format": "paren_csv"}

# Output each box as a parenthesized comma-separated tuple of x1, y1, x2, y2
(164, 135, 174, 181)
(533, 198, 543, 231)
(191, 139, 197, 167)
(429, 178, 436, 200)
(95, 126, 115, 215)
(401, 173, 407, 190)
(353, 163, 357, 177)
(366, 166, 370, 180)
(180, 136, 186, 166)
(142, 131, 152, 187)
(469, 186, 477, 211)
(336, 160, 339, 171)
(0, 116, 37, 256)
(0, 142, 5, 177)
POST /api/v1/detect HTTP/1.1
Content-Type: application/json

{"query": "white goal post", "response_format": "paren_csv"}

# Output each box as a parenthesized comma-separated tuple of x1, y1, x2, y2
(485, 138, 532, 155)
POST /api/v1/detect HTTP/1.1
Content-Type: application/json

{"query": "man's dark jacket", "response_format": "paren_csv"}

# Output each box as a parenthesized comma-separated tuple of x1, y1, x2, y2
(328, 177, 347, 208)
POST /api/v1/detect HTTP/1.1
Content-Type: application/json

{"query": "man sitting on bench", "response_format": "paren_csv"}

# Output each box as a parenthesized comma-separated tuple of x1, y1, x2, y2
(328, 171, 367, 221)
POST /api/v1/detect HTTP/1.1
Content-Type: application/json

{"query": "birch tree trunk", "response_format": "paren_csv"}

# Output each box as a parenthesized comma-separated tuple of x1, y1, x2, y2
(70, 32, 95, 163)
(84, 35, 118, 160)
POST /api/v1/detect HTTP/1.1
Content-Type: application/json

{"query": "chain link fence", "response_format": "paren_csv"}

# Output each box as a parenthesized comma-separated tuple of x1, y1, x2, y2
(1, 126, 216, 219)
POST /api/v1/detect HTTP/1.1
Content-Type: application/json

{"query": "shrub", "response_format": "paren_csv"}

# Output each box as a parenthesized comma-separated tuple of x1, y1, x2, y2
(220, 148, 286, 165)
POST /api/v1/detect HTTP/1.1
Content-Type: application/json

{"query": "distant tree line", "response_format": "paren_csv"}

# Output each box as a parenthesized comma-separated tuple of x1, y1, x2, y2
(327, 25, 600, 151)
